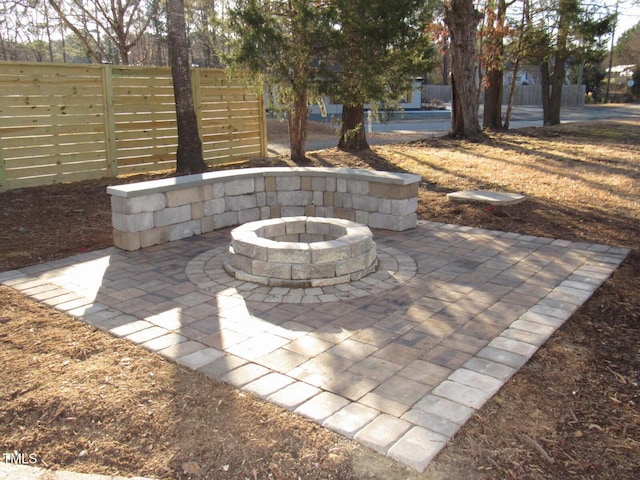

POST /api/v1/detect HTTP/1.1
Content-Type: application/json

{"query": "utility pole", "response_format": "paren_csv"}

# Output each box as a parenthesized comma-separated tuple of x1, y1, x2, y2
(604, 0, 619, 103)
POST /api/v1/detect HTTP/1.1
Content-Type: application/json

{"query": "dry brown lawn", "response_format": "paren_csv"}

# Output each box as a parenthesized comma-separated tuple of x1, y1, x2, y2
(1, 119, 638, 479)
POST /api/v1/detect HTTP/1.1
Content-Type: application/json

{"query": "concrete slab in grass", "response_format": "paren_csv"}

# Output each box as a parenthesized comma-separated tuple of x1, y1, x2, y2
(447, 190, 526, 205)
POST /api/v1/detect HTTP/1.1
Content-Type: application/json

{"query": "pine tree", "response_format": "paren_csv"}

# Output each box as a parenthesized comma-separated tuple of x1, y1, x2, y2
(327, 0, 435, 151)
(226, 0, 332, 164)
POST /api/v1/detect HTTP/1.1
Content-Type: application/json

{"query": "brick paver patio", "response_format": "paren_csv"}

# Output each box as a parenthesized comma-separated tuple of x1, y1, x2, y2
(0, 221, 629, 472)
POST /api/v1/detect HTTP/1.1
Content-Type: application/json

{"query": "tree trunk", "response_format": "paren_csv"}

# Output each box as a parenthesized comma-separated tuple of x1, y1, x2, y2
(483, 68, 503, 130)
(541, 60, 565, 126)
(338, 104, 369, 151)
(450, 75, 465, 135)
(442, 39, 450, 85)
(288, 90, 309, 164)
(503, 56, 521, 130)
(546, 56, 565, 125)
(444, 0, 484, 139)
(504, 1, 528, 131)
(541, 61, 551, 125)
(166, 0, 208, 174)
(543, 2, 569, 126)
(482, 0, 507, 131)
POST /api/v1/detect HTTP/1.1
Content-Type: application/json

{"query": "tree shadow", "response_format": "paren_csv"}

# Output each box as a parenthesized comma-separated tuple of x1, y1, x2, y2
(307, 148, 411, 174)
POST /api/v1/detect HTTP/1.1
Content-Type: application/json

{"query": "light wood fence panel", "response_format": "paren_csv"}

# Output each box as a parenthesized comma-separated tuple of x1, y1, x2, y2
(110, 66, 179, 175)
(0, 63, 108, 189)
(0, 62, 267, 191)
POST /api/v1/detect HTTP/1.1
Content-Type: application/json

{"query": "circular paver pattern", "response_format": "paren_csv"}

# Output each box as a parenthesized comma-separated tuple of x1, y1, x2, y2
(186, 243, 417, 303)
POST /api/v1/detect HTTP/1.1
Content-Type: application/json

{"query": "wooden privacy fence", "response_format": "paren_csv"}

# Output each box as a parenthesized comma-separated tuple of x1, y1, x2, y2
(423, 84, 586, 107)
(0, 62, 267, 192)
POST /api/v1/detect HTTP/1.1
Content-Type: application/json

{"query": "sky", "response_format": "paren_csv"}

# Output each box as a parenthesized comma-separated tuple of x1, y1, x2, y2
(612, 0, 640, 35)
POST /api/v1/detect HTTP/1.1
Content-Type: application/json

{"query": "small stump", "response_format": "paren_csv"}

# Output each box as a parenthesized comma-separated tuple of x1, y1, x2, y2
(224, 217, 378, 287)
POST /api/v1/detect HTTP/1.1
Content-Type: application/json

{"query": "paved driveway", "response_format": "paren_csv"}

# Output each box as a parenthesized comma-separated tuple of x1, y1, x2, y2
(268, 104, 640, 155)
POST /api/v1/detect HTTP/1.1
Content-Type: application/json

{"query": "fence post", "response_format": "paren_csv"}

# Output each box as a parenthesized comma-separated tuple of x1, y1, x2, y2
(259, 92, 268, 157)
(101, 64, 118, 178)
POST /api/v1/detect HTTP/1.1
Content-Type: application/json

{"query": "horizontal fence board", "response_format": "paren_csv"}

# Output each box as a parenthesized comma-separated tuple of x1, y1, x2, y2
(200, 106, 249, 113)
(206, 141, 261, 154)
(0, 104, 105, 117)
(206, 139, 261, 148)
(228, 131, 263, 141)
(202, 126, 261, 136)
(0, 73, 102, 85)
(115, 130, 177, 142)
(113, 98, 177, 108)
(111, 66, 171, 76)
(116, 148, 177, 160)
(1, 123, 105, 139)
(0, 114, 104, 128)
(4, 151, 107, 168)
(200, 117, 259, 128)
(3, 143, 107, 160)
(113, 109, 177, 120)
(205, 150, 261, 162)
(112, 76, 174, 87)
(201, 105, 260, 115)
(0, 62, 102, 75)
(116, 141, 177, 151)
(0, 62, 266, 191)
(114, 120, 178, 132)
(113, 104, 177, 113)
(0, 132, 105, 150)
(5, 161, 108, 179)
(0, 96, 106, 108)
(115, 155, 176, 166)
(0, 85, 104, 99)
(117, 162, 176, 175)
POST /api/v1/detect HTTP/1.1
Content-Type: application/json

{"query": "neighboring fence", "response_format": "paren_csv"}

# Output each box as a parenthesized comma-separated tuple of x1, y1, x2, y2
(423, 84, 586, 107)
(0, 62, 267, 192)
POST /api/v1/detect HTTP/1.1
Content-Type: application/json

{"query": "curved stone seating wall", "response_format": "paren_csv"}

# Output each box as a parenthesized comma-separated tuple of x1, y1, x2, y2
(107, 167, 420, 251)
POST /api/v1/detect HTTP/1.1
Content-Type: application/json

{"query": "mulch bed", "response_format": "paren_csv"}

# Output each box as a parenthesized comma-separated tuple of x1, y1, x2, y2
(1, 120, 638, 479)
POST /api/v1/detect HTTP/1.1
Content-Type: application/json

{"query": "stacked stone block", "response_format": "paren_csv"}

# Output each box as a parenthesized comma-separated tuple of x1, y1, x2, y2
(224, 217, 377, 288)
(108, 167, 420, 251)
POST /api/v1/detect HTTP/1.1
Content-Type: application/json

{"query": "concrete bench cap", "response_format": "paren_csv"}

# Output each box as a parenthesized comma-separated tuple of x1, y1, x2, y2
(107, 167, 420, 198)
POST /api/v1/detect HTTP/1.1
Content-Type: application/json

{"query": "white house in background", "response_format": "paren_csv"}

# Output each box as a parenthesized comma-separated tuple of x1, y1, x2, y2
(306, 79, 423, 117)
(607, 64, 635, 79)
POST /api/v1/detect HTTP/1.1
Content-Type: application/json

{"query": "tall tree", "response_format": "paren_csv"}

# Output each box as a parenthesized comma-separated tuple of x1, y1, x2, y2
(444, 0, 484, 138)
(47, 0, 157, 64)
(503, 0, 547, 128)
(227, 0, 331, 164)
(0, 0, 60, 61)
(166, 0, 208, 174)
(187, 0, 222, 67)
(613, 21, 640, 66)
(536, 0, 614, 125)
(328, 0, 435, 151)
(481, 0, 515, 130)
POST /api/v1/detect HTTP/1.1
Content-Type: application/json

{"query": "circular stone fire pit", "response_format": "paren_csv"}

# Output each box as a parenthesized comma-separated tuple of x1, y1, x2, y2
(223, 216, 377, 287)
